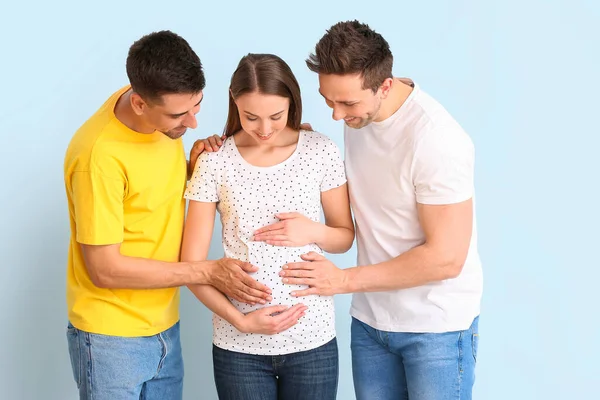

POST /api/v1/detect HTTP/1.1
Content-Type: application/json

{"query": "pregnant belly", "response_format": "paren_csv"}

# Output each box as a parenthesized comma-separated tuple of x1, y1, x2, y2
(225, 241, 321, 314)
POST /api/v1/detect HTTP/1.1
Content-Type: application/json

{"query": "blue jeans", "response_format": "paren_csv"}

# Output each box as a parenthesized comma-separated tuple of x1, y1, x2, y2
(351, 316, 479, 400)
(66, 321, 183, 400)
(212, 338, 339, 400)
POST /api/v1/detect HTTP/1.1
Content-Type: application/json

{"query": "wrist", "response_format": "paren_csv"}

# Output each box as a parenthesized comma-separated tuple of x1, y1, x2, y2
(190, 260, 214, 285)
(232, 313, 248, 333)
(341, 267, 358, 293)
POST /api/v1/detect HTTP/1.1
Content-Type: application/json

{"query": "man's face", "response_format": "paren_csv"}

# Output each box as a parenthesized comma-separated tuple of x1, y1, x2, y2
(318, 73, 381, 129)
(142, 91, 203, 139)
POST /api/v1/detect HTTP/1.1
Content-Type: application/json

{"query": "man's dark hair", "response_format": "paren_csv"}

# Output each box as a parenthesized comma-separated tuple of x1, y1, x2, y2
(306, 20, 393, 92)
(126, 30, 205, 103)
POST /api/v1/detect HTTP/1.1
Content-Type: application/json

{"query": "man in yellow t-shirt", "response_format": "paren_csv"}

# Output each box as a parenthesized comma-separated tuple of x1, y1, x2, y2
(63, 31, 272, 400)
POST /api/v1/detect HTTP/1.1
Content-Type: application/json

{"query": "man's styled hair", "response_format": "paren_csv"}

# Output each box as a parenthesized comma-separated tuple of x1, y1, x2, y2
(306, 20, 393, 92)
(126, 30, 206, 103)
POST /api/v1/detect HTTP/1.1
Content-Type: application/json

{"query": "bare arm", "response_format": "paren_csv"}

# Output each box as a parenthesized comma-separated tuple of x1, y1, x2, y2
(344, 199, 473, 292)
(181, 200, 251, 328)
(314, 184, 355, 253)
(81, 218, 272, 303)
(182, 200, 307, 334)
(81, 243, 212, 289)
(282, 199, 473, 296)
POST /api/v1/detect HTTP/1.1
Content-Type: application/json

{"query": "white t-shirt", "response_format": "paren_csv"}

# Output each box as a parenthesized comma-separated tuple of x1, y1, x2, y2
(184, 130, 346, 355)
(345, 79, 483, 333)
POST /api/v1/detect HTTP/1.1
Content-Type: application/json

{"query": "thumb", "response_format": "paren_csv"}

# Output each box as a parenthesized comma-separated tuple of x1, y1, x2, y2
(264, 305, 289, 315)
(238, 261, 259, 273)
(190, 141, 205, 159)
(300, 252, 325, 261)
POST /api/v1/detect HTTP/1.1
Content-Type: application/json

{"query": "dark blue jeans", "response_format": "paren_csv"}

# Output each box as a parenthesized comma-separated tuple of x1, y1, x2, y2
(212, 338, 338, 400)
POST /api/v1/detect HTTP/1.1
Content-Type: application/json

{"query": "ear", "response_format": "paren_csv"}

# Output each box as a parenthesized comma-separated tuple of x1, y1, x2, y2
(130, 92, 147, 116)
(379, 78, 394, 99)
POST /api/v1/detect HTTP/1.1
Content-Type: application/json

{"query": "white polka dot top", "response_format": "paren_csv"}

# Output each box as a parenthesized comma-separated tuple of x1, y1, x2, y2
(184, 130, 347, 355)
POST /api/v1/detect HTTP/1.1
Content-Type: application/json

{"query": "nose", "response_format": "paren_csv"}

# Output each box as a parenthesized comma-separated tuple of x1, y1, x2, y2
(183, 113, 198, 129)
(259, 120, 271, 134)
(332, 106, 345, 121)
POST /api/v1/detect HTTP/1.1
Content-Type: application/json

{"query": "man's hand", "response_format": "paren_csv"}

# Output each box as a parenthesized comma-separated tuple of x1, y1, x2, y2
(299, 122, 314, 131)
(280, 252, 348, 297)
(208, 257, 272, 304)
(188, 134, 226, 176)
(253, 213, 320, 247)
(236, 304, 307, 335)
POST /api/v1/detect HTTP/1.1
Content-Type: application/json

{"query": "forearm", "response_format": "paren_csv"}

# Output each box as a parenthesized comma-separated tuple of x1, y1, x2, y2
(187, 284, 245, 330)
(314, 224, 354, 253)
(343, 243, 463, 293)
(91, 254, 213, 289)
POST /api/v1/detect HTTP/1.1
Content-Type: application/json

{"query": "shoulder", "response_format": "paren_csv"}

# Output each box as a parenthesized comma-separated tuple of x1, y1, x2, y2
(299, 130, 342, 153)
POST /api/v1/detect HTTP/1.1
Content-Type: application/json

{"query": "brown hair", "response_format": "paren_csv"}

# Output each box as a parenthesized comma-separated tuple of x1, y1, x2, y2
(306, 20, 393, 92)
(224, 54, 302, 137)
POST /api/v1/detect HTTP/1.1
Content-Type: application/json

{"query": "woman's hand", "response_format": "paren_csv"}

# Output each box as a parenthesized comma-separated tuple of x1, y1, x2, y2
(236, 303, 307, 335)
(253, 213, 322, 247)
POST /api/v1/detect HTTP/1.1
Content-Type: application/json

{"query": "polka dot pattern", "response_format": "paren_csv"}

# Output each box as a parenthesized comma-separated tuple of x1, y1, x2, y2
(184, 130, 346, 355)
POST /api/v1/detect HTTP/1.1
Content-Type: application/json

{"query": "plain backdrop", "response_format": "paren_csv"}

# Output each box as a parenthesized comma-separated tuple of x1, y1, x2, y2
(0, 0, 598, 399)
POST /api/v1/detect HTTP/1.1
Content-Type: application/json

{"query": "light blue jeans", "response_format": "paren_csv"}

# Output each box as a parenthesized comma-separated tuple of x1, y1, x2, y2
(66, 321, 183, 400)
(351, 316, 479, 400)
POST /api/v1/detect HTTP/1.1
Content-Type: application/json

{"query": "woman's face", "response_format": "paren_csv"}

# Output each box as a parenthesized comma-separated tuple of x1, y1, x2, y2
(234, 92, 291, 143)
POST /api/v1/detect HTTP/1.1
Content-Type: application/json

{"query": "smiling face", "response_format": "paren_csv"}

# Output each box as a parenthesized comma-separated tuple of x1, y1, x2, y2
(131, 91, 203, 139)
(234, 91, 290, 144)
(318, 73, 384, 129)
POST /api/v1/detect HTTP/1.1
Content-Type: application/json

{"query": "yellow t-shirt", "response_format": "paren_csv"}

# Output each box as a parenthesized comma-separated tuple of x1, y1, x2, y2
(64, 86, 186, 336)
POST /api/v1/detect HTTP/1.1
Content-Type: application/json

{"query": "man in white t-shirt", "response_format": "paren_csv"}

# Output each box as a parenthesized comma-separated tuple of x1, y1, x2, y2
(279, 20, 483, 400)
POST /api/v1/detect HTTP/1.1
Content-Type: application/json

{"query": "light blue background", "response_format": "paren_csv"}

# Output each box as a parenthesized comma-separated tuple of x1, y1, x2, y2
(1, 0, 598, 399)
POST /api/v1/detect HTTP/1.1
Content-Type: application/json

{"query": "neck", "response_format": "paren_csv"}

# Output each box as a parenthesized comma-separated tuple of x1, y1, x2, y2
(237, 127, 299, 149)
(114, 90, 155, 134)
(374, 78, 413, 122)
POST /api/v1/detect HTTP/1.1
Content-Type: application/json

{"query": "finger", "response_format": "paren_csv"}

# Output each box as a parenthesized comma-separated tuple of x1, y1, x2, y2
(280, 269, 312, 278)
(253, 230, 286, 240)
(236, 261, 259, 273)
(272, 303, 306, 322)
(261, 305, 290, 315)
(282, 261, 314, 271)
(265, 240, 294, 247)
(282, 277, 313, 286)
(254, 222, 285, 235)
(231, 290, 262, 305)
(207, 136, 220, 151)
(239, 274, 272, 297)
(275, 212, 299, 220)
(275, 305, 308, 330)
(236, 284, 273, 303)
(201, 140, 216, 152)
(290, 287, 320, 297)
(254, 233, 287, 241)
(213, 134, 223, 146)
(300, 252, 325, 261)
(299, 122, 313, 131)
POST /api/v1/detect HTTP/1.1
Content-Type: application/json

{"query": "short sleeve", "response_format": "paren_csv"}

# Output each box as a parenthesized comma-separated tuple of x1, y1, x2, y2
(184, 153, 219, 202)
(71, 170, 125, 245)
(320, 138, 347, 192)
(413, 127, 474, 205)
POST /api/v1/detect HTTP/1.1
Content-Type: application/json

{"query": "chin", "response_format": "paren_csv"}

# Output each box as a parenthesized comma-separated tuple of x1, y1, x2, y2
(164, 129, 187, 139)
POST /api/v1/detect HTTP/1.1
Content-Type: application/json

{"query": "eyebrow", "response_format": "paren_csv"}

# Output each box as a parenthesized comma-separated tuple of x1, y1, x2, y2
(318, 89, 359, 105)
(168, 96, 203, 118)
(243, 109, 285, 118)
